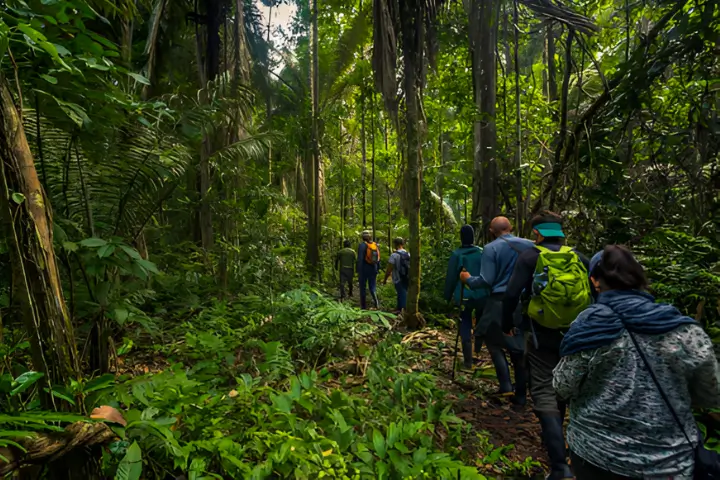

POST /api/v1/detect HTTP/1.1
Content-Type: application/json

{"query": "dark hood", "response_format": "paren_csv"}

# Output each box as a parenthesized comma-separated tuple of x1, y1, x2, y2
(460, 225, 474, 247)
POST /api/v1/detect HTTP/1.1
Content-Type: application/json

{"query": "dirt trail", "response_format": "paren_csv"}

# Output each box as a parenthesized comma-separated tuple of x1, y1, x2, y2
(338, 286, 548, 477)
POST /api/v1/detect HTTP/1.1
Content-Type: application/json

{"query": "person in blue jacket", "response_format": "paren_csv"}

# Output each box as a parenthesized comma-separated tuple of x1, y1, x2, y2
(444, 225, 488, 368)
(460, 217, 533, 404)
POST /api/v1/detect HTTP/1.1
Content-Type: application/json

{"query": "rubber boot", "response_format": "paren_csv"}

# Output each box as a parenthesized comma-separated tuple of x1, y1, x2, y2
(461, 340, 474, 369)
(538, 414, 573, 480)
(371, 292, 380, 309)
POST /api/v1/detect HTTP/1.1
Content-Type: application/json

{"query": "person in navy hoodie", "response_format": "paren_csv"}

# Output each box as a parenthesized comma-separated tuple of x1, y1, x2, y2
(554, 245, 720, 479)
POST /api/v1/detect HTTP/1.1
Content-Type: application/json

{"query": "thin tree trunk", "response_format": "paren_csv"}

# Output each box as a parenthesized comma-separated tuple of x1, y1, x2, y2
(361, 86, 367, 228)
(371, 92, 376, 239)
(547, 24, 558, 103)
(400, 0, 425, 330)
(513, 0, 523, 231)
(0, 75, 80, 408)
(548, 29, 574, 210)
(307, 0, 321, 276)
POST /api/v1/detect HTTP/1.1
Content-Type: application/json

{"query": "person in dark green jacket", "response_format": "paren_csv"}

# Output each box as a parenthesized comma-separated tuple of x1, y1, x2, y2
(335, 240, 356, 300)
(443, 225, 488, 368)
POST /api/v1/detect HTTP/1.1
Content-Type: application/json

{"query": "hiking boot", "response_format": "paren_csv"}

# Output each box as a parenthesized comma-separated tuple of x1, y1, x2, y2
(545, 465, 573, 480)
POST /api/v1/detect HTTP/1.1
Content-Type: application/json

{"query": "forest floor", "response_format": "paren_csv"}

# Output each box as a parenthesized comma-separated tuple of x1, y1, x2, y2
(343, 289, 547, 478)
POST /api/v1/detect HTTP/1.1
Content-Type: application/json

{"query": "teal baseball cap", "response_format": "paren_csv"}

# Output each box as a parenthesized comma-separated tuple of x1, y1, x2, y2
(533, 222, 565, 238)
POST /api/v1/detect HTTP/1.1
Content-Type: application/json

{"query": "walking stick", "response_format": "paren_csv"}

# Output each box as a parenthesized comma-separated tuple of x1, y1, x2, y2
(451, 266, 466, 382)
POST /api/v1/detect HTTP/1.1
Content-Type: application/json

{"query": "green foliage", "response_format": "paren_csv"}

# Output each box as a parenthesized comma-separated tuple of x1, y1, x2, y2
(637, 229, 720, 337)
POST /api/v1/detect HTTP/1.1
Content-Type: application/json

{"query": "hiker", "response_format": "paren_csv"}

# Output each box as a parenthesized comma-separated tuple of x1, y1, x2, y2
(501, 211, 592, 480)
(357, 230, 380, 309)
(460, 216, 533, 405)
(383, 237, 410, 312)
(554, 245, 720, 479)
(335, 240, 356, 300)
(443, 225, 487, 368)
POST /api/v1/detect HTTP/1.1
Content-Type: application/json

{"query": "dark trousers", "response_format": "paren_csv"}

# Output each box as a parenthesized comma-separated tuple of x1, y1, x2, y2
(527, 326, 565, 415)
(394, 280, 408, 310)
(359, 265, 378, 309)
(477, 295, 527, 399)
(527, 324, 571, 476)
(570, 452, 637, 480)
(339, 269, 353, 299)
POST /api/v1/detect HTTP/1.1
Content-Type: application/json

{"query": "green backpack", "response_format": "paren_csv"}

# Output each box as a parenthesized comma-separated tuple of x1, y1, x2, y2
(527, 245, 592, 329)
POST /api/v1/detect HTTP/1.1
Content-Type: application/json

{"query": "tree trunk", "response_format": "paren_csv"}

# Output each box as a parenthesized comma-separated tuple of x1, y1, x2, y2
(547, 24, 558, 103)
(361, 86, 367, 228)
(513, 0, 523, 231)
(469, 0, 499, 238)
(306, 0, 321, 277)
(400, 0, 426, 330)
(0, 75, 80, 408)
(371, 93, 376, 239)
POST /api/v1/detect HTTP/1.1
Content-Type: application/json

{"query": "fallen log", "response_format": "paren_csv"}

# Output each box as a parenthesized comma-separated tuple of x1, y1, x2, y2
(0, 406, 125, 476)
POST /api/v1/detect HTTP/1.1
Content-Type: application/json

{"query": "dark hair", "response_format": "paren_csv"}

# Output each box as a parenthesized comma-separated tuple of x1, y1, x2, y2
(591, 245, 648, 291)
(343, 240, 351, 248)
(393, 237, 404, 248)
(530, 210, 563, 229)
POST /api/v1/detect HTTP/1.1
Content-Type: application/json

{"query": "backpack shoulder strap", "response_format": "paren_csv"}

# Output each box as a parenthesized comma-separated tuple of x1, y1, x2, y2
(604, 305, 694, 450)
(535, 245, 550, 254)
(498, 236, 522, 254)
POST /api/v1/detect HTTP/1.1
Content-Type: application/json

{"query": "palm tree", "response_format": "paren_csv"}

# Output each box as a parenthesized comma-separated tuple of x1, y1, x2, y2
(372, 0, 441, 329)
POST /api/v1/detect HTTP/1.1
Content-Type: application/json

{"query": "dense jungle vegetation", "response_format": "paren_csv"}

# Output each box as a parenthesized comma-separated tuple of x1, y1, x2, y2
(0, 0, 720, 477)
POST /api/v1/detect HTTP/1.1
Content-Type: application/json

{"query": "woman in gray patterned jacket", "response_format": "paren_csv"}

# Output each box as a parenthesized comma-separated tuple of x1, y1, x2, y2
(553, 245, 720, 479)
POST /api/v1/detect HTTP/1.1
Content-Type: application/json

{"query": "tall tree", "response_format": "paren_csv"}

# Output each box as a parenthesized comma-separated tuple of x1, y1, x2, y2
(469, 0, 499, 236)
(307, 0, 322, 275)
(0, 75, 81, 408)
(373, 0, 440, 329)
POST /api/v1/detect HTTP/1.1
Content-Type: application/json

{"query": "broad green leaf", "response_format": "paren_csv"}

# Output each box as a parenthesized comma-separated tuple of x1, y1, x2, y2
(39, 74, 58, 84)
(80, 238, 107, 248)
(372, 429, 386, 459)
(136, 258, 160, 274)
(62, 241, 78, 252)
(10, 371, 44, 396)
(46, 387, 75, 405)
(128, 73, 150, 85)
(119, 245, 142, 260)
(112, 308, 129, 325)
(11, 193, 25, 204)
(84, 374, 115, 393)
(115, 441, 142, 480)
(97, 244, 116, 258)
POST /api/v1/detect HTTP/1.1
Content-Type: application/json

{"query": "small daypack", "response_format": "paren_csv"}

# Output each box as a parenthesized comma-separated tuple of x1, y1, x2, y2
(396, 251, 410, 282)
(364, 241, 380, 265)
(456, 247, 486, 303)
(527, 245, 591, 329)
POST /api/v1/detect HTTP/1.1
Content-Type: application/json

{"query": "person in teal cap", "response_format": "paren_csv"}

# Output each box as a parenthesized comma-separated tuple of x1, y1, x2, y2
(501, 211, 591, 480)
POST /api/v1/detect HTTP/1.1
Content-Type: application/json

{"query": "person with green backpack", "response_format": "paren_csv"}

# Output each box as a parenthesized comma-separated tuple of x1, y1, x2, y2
(443, 225, 489, 369)
(501, 211, 592, 480)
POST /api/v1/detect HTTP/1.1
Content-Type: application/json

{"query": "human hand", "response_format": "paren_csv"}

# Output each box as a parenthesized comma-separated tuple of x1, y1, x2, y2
(503, 329, 515, 337)
(459, 271, 471, 283)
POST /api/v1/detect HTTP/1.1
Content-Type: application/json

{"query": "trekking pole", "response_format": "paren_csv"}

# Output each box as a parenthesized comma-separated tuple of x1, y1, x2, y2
(451, 266, 466, 382)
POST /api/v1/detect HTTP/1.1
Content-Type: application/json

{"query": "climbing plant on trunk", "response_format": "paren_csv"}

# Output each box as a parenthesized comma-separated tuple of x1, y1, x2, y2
(0, 75, 81, 409)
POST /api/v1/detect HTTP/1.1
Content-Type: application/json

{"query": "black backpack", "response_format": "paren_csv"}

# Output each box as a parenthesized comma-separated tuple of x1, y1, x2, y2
(396, 251, 410, 282)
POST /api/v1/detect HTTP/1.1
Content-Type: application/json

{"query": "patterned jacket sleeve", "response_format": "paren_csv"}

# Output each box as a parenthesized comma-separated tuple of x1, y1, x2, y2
(553, 352, 591, 401)
(682, 325, 720, 408)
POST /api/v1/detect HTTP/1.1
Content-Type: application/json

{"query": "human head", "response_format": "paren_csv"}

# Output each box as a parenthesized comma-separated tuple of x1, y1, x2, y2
(393, 237, 404, 249)
(361, 230, 371, 242)
(343, 240, 351, 248)
(589, 245, 647, 292)
(489, 216, 513, 239)
(530, 211, 564, 243)
(460, 225, 474, 247)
